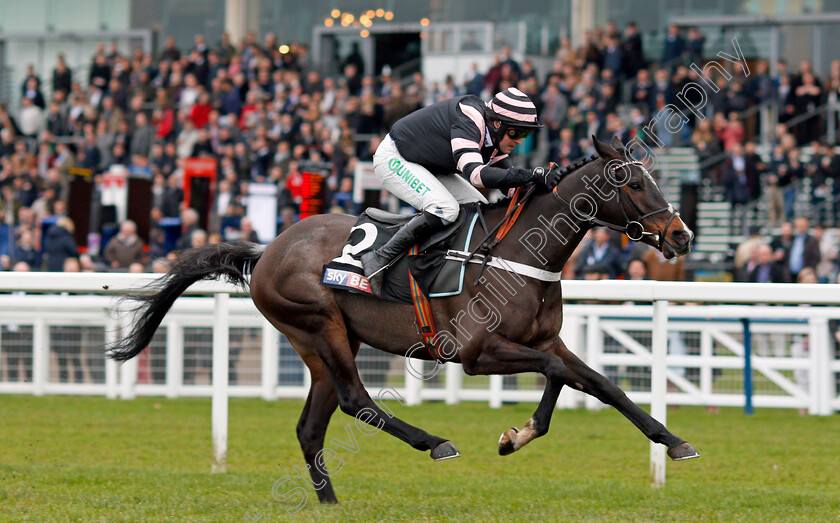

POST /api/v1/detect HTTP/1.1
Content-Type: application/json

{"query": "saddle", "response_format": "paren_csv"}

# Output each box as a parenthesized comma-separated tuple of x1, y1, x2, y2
(321, 204, 481, 303)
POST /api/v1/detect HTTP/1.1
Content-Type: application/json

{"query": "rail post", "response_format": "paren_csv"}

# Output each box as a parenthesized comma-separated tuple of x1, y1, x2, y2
(404, 358, 423, 406)
(585, 315, 605, 410)
(445, 362, 462, 405)
(699, 329, 713, 403)
(650, 299, 668, 487)
(557, 314, 585, 409)
(261, 319, 279, 401)
(211, 292, 229, 473)
(809, 317, 832, 415)
(119, 312, 137, 400)
(32, 318, 47, 396)
(165, 320, 183, 399)
(105, 318, 119, 399)
(489, 374, 503, 408)
(742, 318, 754, 415)
(119, 356, 138, 399)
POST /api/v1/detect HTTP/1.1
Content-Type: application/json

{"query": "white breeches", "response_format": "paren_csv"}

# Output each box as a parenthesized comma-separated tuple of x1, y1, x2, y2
(373, 135, 488, 223)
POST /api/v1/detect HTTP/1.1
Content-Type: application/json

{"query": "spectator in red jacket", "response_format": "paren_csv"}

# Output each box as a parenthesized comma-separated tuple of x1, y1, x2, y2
(189, 91, 212, 128)
(153, 104, 175, 140)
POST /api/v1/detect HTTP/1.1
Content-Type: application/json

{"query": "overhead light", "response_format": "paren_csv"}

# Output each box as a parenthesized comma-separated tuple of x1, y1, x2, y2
(360, 15, 370, 24)
(420, 18, 429, 26)
(331, 9, 340, 18)
(366, 10, 375, 18)
(360, 30, 370, 38)
(278, 45, 290, 54)
(384, 11, 394, 20)
(376, 8, 385, 17)
(324, 18, 334, 27)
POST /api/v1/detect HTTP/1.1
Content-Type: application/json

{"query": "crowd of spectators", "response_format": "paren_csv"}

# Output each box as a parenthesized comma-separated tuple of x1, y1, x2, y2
(709, 128, 840, 229)
(562, 226, 686, 283)
(733, 218, 839, 284)
(1, 23, 840, 282)
(691, 54, 840, 232)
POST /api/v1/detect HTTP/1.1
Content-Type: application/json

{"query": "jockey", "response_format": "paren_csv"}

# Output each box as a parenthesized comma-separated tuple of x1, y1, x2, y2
(361, 87, 562, 295)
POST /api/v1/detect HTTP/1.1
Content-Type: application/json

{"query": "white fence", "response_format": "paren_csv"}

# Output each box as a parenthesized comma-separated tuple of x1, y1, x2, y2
(2, 274, 839, 484)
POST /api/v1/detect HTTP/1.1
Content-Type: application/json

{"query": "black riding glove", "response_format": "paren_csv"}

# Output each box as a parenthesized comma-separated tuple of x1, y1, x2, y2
(479, 165, 560, 190)
(531, 164, 562, 189)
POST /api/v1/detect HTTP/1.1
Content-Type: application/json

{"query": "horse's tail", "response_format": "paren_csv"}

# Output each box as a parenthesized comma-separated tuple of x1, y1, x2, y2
(108, 241, 266, 361)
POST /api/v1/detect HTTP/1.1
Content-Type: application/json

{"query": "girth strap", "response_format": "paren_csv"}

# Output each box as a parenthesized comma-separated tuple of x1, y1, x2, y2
(407, 244, 441, 361)
(446, 250, 563, 282)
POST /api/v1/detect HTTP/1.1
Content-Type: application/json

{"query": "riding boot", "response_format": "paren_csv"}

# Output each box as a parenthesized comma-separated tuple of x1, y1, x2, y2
(361, 212, 446, 296)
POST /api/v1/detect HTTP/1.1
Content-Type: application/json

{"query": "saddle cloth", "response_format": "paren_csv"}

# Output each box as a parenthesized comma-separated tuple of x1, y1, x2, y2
(321, 205, 482, 303)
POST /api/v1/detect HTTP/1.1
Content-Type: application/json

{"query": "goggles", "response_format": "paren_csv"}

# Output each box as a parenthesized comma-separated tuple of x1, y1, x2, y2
(505, 126, 534, 139)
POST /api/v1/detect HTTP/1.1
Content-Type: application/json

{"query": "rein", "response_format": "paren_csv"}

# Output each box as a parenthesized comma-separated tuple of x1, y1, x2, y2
(551, 159, 678, 250)
(466, 184, 537, 284)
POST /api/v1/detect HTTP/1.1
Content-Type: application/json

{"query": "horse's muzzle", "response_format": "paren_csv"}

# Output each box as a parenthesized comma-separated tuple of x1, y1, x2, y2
(662, 228, 693, 259)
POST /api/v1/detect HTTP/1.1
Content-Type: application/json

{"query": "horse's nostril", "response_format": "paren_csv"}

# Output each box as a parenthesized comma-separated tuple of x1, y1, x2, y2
(672, 230, 691, 246)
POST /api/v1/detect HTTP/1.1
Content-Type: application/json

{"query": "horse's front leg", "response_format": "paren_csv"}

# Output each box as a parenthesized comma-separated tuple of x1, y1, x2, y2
(550, 337, 699, 461)
(460, 334, 567, 455)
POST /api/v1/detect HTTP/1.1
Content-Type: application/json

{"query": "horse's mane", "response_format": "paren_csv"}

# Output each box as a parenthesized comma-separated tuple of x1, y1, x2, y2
(558, 154, 600, 177)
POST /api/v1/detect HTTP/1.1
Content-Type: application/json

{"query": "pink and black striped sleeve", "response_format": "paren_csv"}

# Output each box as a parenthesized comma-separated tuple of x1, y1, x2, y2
(451, 99, 487, 187)
(451, 98, 530, 189)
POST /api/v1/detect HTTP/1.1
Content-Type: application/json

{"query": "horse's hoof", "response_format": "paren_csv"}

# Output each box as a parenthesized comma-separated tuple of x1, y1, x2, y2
(430, 441, 461, 461)
(498, 427, 518, 456)
(668, 442, 700, 461)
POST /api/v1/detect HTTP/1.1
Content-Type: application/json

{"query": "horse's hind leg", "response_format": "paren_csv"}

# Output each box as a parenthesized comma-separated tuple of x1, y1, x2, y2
(553, 339, 699, 461)
(296, 352, 341, 504)
(310, 325, 457, 460)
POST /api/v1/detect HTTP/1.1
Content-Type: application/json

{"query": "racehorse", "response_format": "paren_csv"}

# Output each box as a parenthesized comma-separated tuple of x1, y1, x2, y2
(110, 136, 699, 504)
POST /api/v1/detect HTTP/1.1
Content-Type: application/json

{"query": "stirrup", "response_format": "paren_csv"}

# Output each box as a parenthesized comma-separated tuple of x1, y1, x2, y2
(363, 250, 408, 298)
(365, 251, 407, 280)
(366, 265, 389, 280)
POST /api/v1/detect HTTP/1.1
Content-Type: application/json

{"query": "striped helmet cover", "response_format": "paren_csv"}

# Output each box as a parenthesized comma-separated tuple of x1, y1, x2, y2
(486, 87, 541, 128)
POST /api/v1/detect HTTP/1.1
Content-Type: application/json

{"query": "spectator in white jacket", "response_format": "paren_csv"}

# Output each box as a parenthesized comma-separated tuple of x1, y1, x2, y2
(18, 96, 43, 137)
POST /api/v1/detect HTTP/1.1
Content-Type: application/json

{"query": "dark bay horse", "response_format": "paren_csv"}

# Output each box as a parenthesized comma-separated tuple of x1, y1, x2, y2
(110, 136, 699, 503)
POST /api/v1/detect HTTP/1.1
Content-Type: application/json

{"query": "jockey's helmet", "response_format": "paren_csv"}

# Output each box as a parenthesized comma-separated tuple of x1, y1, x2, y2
(485, 87, 542, 146)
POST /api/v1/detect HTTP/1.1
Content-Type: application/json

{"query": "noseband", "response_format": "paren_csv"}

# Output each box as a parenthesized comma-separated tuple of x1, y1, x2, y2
(551, 159, 679, 250)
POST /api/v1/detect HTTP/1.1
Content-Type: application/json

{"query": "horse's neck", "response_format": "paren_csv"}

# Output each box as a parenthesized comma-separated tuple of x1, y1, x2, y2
(485, 186, 591, 273)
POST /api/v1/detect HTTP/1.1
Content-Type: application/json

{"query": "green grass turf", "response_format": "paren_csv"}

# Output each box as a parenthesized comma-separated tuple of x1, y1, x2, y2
(1, 396, 839, 522)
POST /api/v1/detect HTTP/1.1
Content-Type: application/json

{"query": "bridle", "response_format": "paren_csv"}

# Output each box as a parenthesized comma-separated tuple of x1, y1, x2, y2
(551, 159, 679, 250)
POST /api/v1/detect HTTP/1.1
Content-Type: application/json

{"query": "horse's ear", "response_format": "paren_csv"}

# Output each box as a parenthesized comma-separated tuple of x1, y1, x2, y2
(609, 135, 625, 151)
(592, 135, 619, 160)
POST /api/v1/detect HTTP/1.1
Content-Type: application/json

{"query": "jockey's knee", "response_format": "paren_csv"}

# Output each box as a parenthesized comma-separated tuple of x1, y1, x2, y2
(434, 205, 460, 224)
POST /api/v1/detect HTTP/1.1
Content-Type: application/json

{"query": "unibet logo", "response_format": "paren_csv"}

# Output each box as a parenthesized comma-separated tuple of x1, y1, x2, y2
(387, 156, 430, 197)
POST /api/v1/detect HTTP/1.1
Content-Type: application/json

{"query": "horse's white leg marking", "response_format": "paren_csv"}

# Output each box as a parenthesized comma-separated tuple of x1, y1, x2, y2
(499, 418, 540, 454)
(510, 418, 539, 451)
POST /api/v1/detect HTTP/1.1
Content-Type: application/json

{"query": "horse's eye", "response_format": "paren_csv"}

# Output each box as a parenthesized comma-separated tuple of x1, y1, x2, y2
(629, 182, 642, 191)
